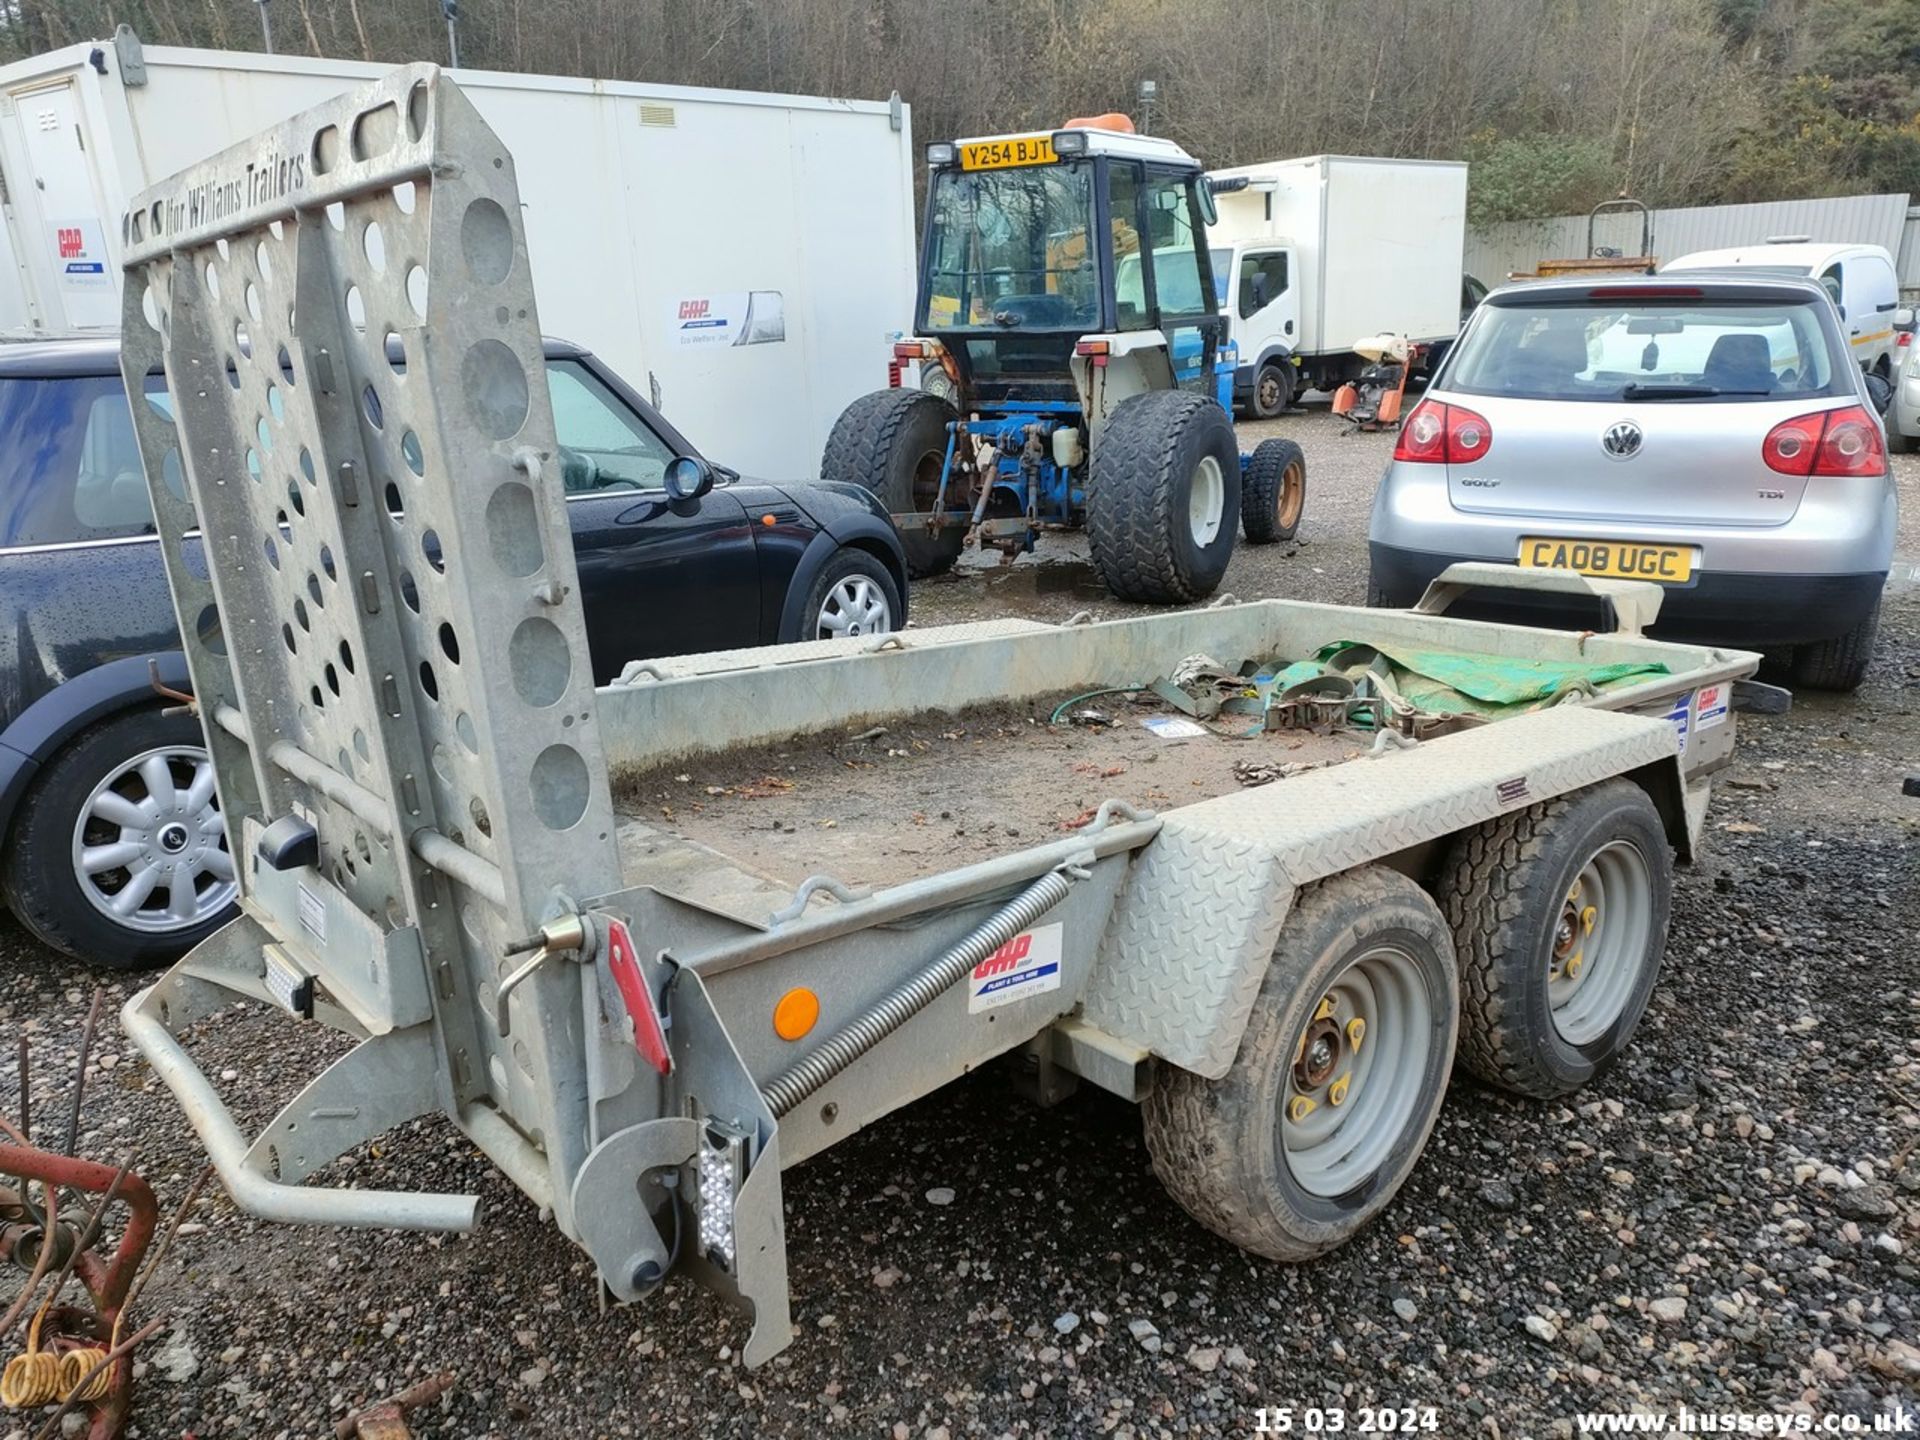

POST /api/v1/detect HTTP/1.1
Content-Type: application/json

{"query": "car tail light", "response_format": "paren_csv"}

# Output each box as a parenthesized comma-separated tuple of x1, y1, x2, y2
(1393, 400, 1492, 464)
(1446, 404, 1493, 462)
(1763, 405, 1885, 478)
(1393, 401, 1447, 463)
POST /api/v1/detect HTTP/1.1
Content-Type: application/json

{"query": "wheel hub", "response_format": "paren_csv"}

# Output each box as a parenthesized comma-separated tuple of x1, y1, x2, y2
(1547, 841, 1654, 1046)
(1552, 907, 1578, 962)
(1280, 947, 1433, 1200)
(71, 744, 236, 935)
(1295, 1016, 1342, 1089)
(817, 575, 893, 641)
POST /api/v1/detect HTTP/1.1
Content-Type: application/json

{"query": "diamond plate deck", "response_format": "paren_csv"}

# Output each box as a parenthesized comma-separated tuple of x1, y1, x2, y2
(1082, 706, 1680, 1077)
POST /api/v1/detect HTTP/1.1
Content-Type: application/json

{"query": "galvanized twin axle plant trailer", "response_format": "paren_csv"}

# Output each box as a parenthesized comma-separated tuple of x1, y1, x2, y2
(120, 69, 1765, 1368)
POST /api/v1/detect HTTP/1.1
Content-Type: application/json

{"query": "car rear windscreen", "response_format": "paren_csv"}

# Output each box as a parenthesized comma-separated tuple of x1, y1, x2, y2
(0, 377, 181, 548)
(1440, 294, 1848, 404)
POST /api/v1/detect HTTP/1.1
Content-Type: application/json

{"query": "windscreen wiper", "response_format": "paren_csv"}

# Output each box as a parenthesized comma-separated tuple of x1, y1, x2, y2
(1620, 382, 1772, 400)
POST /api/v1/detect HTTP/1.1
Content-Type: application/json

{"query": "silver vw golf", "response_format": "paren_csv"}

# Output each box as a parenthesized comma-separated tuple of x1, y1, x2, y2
(1368, 273, 1896, 690)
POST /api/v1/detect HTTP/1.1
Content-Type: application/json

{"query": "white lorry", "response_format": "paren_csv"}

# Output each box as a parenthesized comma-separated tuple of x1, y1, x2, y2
(0, 28, 917, 477)
(1205, 155, 1469, 416)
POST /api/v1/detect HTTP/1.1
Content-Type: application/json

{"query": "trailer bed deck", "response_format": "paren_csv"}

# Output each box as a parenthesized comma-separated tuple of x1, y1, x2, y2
(613, 698, 1362, 894)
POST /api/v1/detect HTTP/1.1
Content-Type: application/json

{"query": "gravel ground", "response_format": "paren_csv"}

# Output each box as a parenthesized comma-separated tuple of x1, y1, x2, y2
(1, 410, 1916, 1438)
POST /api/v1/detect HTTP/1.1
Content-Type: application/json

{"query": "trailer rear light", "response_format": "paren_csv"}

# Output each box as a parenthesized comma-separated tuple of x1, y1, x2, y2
(1393, 400, 1491, 464)
(697, 1122, 747, 1269)
(1763, 405, 1885, 477)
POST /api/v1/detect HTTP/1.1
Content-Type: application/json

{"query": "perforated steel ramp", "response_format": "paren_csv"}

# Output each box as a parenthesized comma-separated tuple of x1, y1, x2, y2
(119, 65, 623, 1235)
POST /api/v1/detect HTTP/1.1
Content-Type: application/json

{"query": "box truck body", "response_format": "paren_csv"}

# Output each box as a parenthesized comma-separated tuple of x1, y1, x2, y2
(1205, 155, 1468, 411)
(0, 34, 917, 477)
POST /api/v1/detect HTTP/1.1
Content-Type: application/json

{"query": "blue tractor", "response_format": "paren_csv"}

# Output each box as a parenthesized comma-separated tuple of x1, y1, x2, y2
(823, 118, 1307, 605)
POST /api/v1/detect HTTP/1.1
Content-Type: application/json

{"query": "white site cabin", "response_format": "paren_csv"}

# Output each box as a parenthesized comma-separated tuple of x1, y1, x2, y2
(0, 29, 918, 476)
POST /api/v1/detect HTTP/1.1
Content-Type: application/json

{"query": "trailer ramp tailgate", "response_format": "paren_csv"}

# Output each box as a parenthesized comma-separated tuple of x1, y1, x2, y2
(1082, 705, 1681, 1079)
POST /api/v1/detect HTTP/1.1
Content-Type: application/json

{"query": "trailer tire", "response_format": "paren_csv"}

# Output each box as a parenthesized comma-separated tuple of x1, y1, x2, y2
(1241, 438, 1306, 544)
(1440, 780, 1671, 1099)
(1789, 596, 1880, 693)
(822, 388, 964, 579)
(1087, 390, 1241, 604)
(1142, 867, 1458, 1262)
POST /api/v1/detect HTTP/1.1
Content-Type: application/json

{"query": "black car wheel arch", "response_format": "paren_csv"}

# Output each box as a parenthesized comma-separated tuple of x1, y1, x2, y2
(778, 528, 910, 643)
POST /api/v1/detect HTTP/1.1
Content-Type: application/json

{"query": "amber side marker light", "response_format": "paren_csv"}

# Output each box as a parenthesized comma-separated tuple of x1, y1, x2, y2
(773, 987, 820, 1041)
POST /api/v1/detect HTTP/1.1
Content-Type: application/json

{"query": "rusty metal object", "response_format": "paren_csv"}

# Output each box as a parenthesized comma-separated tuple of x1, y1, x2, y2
(145, 658, 197, 714)
(334, 1372, 457, 1439)
(0, 1145, 158, 1440)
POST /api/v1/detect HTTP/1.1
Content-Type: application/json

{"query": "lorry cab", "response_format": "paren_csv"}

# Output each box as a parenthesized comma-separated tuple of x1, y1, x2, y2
(1209, 239, 1300, 417)
(1664, 240, 1903, 378)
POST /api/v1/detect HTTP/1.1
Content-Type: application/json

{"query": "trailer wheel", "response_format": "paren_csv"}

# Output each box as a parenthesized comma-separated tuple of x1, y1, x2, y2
(821, 388, 964, 579)
(1440, 780, 1671, 1099)
(1087, 390, 1241, 604)
(1241, 438, 1306, 544)
(1143, 867, 1458, 1262)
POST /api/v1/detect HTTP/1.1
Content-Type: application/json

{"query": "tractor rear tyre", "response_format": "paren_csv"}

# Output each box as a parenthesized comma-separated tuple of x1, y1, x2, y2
(822, 388, 964, 579)
(1241, 437, 1306, 544)
(1087, 390, 1241, 604)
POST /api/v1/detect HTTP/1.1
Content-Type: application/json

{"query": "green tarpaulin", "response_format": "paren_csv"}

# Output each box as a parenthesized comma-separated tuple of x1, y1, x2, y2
(1306, 641, 1669, 717)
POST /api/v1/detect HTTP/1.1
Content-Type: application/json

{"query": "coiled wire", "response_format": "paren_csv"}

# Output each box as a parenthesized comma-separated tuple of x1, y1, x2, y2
(56, 1348, 109, 1403)
(1, 1304, 60, 1408)
(760, 867, 1076, 1117)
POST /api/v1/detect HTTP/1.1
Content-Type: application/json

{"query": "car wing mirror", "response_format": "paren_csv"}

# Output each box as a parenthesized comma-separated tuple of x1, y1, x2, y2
(1863, 371, 1893, 416)
(664, 455, 716, 502)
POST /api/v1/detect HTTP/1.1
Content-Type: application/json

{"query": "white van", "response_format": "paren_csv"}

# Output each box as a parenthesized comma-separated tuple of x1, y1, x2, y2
(1663, 240, 1902, 378)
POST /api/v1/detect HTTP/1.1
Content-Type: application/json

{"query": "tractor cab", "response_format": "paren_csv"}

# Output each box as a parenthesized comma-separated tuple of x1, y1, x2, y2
(913, 120, 1227, 412)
